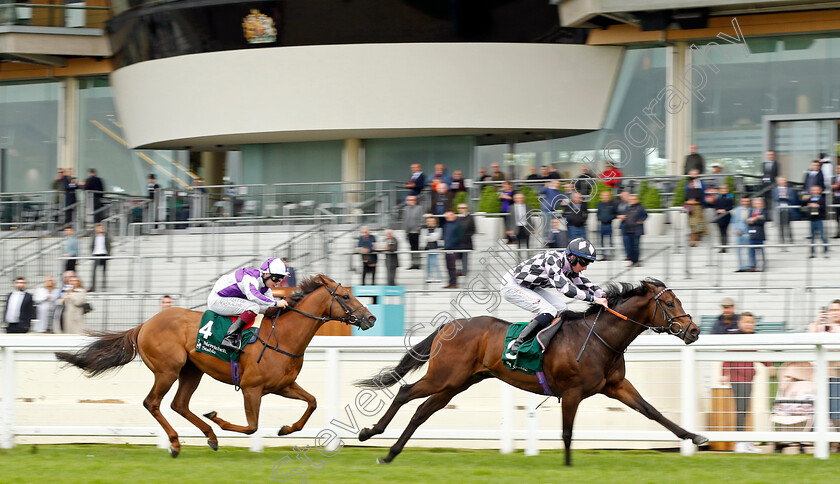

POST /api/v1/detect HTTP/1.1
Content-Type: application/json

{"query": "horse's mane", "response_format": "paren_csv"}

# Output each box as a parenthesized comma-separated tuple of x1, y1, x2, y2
(560, 278, 666, 323)
(286, 274, 334, 308)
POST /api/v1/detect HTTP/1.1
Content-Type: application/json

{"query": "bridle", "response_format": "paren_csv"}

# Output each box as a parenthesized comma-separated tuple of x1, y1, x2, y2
(287, 282, 368, 326)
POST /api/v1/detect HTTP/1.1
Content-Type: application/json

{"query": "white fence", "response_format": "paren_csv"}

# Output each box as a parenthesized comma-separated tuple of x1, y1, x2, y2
(1, 333, 839, 459)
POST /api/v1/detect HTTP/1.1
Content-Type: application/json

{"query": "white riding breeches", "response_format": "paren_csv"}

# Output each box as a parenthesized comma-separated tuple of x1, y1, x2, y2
(500, 274, 567, 316)
(207, 293, 261, 317)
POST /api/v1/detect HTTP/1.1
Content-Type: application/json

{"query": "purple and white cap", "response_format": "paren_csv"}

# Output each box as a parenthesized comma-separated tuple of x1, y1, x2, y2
(260, 257, 289, 276)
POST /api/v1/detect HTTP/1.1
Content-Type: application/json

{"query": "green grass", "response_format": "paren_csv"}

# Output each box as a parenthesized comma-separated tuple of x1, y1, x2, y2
(1, 444, 837, 483)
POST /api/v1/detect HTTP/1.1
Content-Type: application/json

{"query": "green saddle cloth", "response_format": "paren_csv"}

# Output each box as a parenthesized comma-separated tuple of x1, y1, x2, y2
(502, 323, 545, 375)
(195, 311, 257, 363)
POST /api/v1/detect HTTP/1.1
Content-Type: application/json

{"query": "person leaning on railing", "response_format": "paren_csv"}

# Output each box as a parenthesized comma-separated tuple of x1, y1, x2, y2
(808, 300, 840, 444)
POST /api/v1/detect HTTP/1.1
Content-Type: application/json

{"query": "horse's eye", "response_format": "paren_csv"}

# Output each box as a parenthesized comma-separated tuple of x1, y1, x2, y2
(342, 294, 350, 300)
(667, 302, 675, 308)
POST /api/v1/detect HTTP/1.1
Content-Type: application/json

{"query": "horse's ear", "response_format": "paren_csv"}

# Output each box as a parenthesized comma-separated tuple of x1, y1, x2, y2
(316, 274, 331, 287)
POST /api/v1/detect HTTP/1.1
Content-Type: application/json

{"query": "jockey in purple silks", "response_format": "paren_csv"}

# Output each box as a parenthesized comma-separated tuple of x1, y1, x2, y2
(208, 257, 290, 352)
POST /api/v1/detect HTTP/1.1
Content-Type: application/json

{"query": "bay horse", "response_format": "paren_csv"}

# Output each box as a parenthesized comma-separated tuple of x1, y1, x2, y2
(356, 278, 707, 465)
(56, 274, 375, 457)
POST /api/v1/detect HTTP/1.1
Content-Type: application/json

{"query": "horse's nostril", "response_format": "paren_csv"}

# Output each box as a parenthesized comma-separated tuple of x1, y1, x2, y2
(368, 315, 376, 323)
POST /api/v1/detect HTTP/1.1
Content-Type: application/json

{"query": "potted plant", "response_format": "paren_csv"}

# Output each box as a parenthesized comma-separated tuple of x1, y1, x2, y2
(452, 190, 469, 209)
(669, 177, 689, 230)
(640, 181, 665, 236)
(475, 185, 503, 238)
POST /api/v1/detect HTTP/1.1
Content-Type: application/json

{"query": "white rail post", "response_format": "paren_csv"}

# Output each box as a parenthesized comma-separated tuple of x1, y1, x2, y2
(680, 344, 697, 456)
(324, 348, 341, 452)
(813, 344, 829, 459)
(1, 346, 15, 449)
(525, 392, 539, 456)
(500, 382, 514, 454)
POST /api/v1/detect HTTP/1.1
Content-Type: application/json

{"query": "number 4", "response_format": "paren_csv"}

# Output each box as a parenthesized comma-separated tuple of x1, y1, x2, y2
(199, 321, 213, 340)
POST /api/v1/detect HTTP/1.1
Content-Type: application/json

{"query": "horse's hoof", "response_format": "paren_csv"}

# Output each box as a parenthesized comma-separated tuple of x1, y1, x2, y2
(693, 434, 709, 446)
(359, 428, 372, 442)
(277, 426, 291, 436)
(169, 446, 180, 458)
(203, 411, 217, 419)
(208, 440, 218, 451)
(376, 457, 390, 465)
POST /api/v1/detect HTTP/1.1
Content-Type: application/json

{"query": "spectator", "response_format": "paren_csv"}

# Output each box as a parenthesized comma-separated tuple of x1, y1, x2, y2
(4, 277, 34, 333)
(499, 180, 514, 214)
(819, 152, 834, 191)
(539, 179, 563, 237)
(506, 193, 531, 249)
(564, 191, 588, 242)
(383, 229, 399, 286)
(490, 162, 506, 181)
(430, 163, 452, 193)
(616, 190, 631, 261)
(32, 276, 59, 333)
(684, 144, 705, 175)
(545, 218, 567, 249)
(721, 312, 771, 454)
(597, 190, 618, 260)
(61, 226, 79, 272)
(53, 271, 75, 332)
(83, 168, 105, 223)
(574, 166, 595, 198)
(147, 174, 161, 227)
(772, 177, 798, 247)
(429, 182, 454, 216)
(160, 295, 174, 310)
(548, 166, 561, 179)
(90, 223, 111, 292)
(746, 197, 767, 272)
(802, 160, 826, 199)
(441, 210, 463, 289)
(55, 274, 87, 334)
(450, 170, 466, 194)
(761, 150, 779, 221)
(713, 184, 734, 253)
(405, 163, 426, 198)
(708, 163, 726, 190)
(808, 300, 840, 434)
(731, 196, 752, 272)
(64, 174, 78, 225)
(457, 203, 475, 277)
(356, 226, 377, 285)
(526, 166, 541, 181)
(624, 193, 647, 267)
(685, 169, 707, 247)
(538, 165, 551, 180)
(281, 258, 297, 287)
(833, 164, 840, 238)
(804, 185, 828, 258)
(711, 297, 740, 334)
(53, 168, 66, 212)
(423, 216, 442, 283)
(599, 161, 623, 192)
(402, 195, 424, 270)
(477, 166, 491, 182)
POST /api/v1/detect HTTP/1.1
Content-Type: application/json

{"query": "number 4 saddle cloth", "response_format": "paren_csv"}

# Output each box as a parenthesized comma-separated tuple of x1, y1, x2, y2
(195, 311, 258, 363)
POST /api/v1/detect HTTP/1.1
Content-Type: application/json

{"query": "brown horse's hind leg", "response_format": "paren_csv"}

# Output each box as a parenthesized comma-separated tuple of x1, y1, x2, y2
(377, 380, 478, 465)
(603, 379, 708, 446)
(142, 370, 181, 457)
(170, 361, 219, 451)
(358, 378, 443, 443)
(204, 386, 263, 434)
(275, 382, 317, 436)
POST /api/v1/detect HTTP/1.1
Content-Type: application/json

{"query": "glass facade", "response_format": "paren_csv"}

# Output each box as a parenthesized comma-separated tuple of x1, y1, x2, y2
(364, 136, 473, 183)
(241, 141, 343, 185)
(474, 47, 668, 178)
(0, 81, 59, 193)
(693, 34, 840, 177)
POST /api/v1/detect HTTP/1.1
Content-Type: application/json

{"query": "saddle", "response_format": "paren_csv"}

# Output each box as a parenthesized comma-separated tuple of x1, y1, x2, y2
(502, 318, 564, 375)
(536, 318, 564, 353)
(195, 311, 258, 363)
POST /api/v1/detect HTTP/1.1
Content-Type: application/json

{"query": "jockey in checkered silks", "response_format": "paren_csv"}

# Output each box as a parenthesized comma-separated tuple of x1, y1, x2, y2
(207, 257, 290, 352)
(499, 238, 609, 357)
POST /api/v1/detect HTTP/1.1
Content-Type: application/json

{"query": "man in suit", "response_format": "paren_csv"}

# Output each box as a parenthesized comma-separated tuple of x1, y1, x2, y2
(684, 144, 705, 175)
(457, 203, 475, 277)
(506, 194, 531, 249)
(762, 150, 779, 221)
(805, 185, 829, 258)
(746, 198, 767, 272)
(441, 210, 464, 289)
(564, 191, 589, 242)
(5, 277, 34, 333)
(802, 160, 826, 199)
(402, 195, 424, 270)
(83, 168, 106, 223)
(383, 230, 400, 286)
(772, 177, 798, 246)
(405, 164, 426, 198)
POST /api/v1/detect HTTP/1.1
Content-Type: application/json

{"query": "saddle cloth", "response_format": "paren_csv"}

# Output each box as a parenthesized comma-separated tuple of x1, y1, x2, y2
(195, 311, 257, 363)
(501, 319, 564, 375)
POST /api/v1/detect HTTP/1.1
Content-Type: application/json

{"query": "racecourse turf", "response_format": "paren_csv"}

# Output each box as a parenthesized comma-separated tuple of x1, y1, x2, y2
(1, 444, 837, 483)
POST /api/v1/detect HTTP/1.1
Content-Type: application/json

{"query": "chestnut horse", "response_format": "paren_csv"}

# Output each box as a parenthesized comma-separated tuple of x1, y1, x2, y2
(356, 278, 707, 465)
(56, 274, 375, 457)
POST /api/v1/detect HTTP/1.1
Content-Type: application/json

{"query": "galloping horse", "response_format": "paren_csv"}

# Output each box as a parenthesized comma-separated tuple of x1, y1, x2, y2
(56, 274, 375, 457)
(356, 278, 707, 465)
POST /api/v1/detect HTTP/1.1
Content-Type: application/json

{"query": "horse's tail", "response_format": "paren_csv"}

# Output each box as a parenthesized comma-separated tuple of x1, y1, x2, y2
(55, 326, 142, 377)
(355, 327, 441, 389)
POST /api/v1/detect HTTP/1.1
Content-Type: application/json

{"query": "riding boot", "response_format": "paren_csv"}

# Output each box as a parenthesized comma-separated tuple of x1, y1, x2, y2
(221, 318, 246, 353)
(508, 313, 555, 356)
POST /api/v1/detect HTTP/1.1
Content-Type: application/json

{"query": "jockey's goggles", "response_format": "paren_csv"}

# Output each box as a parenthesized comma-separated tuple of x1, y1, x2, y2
(570, 255, 592, 267)
(267, 274, 286, 282)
